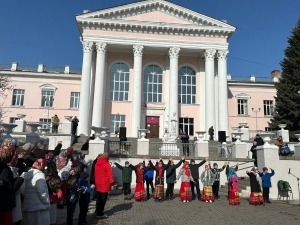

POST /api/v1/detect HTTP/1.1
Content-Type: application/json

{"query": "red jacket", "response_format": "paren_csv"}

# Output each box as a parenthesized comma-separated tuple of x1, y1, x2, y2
(95, 158, 114, 193)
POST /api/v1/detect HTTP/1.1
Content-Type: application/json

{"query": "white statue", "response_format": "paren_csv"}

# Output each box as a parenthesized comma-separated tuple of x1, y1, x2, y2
(170, 113, 177, 134)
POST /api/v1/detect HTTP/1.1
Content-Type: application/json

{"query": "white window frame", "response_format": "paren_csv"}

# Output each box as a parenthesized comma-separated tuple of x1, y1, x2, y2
(263, 100, 274, 116)
(143, 65, 163, 103)
(235, 93, 251, 116)
(110, 114, 126, 133)
(109, 63, 130, 101)
(39, 84, 57, 107)
(12, 89, 25, 106)
(179, 117, 194, 136)
(70, 92, 80, 108)
(9, 117, 19, 124)
(178, 66, 196, 104)
(39, 118, 51, 129)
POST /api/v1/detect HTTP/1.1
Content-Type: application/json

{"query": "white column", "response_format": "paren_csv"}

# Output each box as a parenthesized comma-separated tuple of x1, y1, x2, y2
(130, 45, 144, 137)
(199, 58, 206, 132)
(77, 41, 94, 136)
(165, 56, 170, 131)
(92, 42, 107, 127)
(168, 47, 180, 137)
(217, 50, 229, 135)
(89, 51, 96, 131)
(204, 49, 216, 135)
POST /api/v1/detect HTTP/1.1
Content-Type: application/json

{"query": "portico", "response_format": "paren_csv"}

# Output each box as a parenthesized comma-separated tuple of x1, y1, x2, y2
(76, 0, 235, 138)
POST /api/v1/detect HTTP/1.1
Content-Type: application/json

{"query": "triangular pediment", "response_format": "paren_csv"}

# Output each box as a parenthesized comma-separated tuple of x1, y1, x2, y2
(123, 10, 193, 25)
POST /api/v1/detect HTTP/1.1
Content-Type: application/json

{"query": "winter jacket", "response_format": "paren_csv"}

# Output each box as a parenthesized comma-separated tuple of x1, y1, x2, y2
(95, 158, 114, 193)
(274, 139, 283, 148)
(22, 169, 50, 212)
(200, 170, 215, 186)
(247, 171, 262, 192)
(166, 160, 184, 183)
(115, 162, 133, 183)
(144, 167, 154, 181)
(250, 145, 257, 158)
(181, 135, 189, 143)
(259, 170, 275, 188)
(10, 166, 25, 223)
(176, 168, 194, 182)
(0, 162, 16, 213)
(209, 165, 225, 181)
(254, 137, 264, 146)
(90, 158, 97, 185)
(189, 160, 206, 179)
(78, 178, 93, 206)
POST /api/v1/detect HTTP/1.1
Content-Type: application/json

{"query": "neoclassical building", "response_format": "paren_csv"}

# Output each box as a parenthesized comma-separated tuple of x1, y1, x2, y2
(0, 0, 279, 139)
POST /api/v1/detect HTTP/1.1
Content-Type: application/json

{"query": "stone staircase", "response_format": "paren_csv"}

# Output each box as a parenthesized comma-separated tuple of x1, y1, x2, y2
(219, 177, 251, 198)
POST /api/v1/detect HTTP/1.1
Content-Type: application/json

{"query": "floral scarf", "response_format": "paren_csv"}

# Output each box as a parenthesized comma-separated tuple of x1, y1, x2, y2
(56, 150, 67, 171)
(44, 161, 62, 193)
(182, 161, 190, 177)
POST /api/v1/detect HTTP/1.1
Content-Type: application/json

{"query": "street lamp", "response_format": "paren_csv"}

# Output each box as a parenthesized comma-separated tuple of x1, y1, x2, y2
(252, 107, 261, 132)
(44, 97, 54, 130)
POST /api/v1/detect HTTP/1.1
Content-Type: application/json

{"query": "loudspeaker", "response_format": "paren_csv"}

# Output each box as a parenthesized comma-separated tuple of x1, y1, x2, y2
(119, 127, 127, 138)
(218, 131, 226, 143)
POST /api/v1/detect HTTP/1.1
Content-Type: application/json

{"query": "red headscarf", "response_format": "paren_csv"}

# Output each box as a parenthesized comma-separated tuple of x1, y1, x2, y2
(182, 161, 190, 177)
(32, 158, 47, 171)
(156, 161, 163, 179)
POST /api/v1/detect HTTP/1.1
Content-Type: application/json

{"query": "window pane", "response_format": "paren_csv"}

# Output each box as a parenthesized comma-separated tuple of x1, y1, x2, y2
(110, 63, 130, 101)
(143, 65, 163, 103)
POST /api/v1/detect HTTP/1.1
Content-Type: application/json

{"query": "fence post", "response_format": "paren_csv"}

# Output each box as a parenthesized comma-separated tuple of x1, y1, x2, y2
(195, 141, 209, 157)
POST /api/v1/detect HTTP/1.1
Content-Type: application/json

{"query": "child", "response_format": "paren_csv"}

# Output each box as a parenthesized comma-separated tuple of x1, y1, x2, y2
(200, 165, 215, 203)
(208, 161, 226, 199)
(78, 172, 95, 225)
(259, 167, 275, 203)
(175, 161, 194, 202)
(114, 161, 133, 200)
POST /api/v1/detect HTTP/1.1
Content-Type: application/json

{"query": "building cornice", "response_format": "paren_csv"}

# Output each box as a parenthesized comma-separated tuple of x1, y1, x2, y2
(228, 81, 275, 88)
(0, 71, 81, 80)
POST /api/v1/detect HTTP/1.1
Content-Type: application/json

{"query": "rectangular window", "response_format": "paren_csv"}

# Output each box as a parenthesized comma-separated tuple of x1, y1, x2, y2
(9, 117, 19, 124)
(263, 100, 273, 116)
(39, 118, 51, 129)
(12, 89, 25, 106)
(110, 114, 126, 133)
(237, 99, 248, 115)
(70, 92, 80, 108)
(179, 117, 194, 136)
(265, 127, 275, 131)
(41, 91, 54, 107)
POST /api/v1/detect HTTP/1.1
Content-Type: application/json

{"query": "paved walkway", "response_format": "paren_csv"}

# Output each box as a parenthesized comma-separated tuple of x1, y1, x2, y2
(57, 193, 300, 225)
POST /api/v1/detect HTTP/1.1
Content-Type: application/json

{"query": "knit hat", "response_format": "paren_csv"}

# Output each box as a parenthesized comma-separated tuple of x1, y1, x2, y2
(125, 161, 129, 165)
(80, 172, 89, 180)
(32, 158, 47, 171)
(22, 142, 34, 151)
(190, 159, 195, 163)
(45, 152, 54, 162)
(11, 139, 17, 146)
(213, 163, 218, 167)
(262, 167, 268, 172)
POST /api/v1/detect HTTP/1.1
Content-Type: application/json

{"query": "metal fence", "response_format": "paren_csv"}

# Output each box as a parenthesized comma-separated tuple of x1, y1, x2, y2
(109, 140, 137, 155)
(24, 122, 63, 134)
(209, 144, 234, 158)
(149, 142, 196, 158)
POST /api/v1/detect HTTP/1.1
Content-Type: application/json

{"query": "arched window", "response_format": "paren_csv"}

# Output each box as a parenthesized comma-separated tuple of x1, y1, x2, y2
(178, 66, 196, 104)
(109, 63, 130, 101)
(143, 65, 163, 102)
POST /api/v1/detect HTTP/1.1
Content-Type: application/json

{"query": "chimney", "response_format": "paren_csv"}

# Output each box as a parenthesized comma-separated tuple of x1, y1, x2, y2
(11, 62, 18, 71)
(64, 65, 70, 74)
(37, 64, 44, 73)
(83, 10, 90, 13)
(250, 75, 255, 82)
(271, 70, 280, 78)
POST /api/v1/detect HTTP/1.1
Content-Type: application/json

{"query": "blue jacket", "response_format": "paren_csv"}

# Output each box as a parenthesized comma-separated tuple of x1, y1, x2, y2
(144, 168, 154, 181)
(259, 170, 275, 188)
(78, 178, 93, 205)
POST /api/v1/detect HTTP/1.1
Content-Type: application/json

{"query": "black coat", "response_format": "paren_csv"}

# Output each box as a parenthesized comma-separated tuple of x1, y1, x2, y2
(165, 160, 184, 183)
(90, 158, 98, 185)
(149, 160, 170, 185)
(247, 172, 262, 192)
(81, 142, 89, 151)
(130, 162, 150, 184)
(250, 145, 257, 159)
(254, 137, 264, 146)
(181, 135, 189, 143)
(0, 162, 24, 212)
(189, 160, 206, 179)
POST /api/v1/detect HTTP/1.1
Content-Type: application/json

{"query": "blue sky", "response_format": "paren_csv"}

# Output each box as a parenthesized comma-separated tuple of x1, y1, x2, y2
(0, 0, 299, 77)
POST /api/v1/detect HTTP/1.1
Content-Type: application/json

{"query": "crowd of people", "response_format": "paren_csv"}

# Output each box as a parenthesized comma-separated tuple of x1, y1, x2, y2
(0, 137, 277, 225)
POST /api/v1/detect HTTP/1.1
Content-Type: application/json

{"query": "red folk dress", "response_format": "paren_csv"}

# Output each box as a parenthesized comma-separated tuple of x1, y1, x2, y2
(134, 168, 145, 201)
(229, 177, 241, 205)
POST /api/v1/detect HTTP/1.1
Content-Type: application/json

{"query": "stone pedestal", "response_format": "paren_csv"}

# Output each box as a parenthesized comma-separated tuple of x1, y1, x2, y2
(87, 139, 105, 161)
(239, 124, 249, 141)
(14, 120, 26, 132)
(62, 122, 72, 134)
(257, 145, 278, 169)
(277, 130, 289, 143)
(195, 141, 209, 157)
(232, 142, 247, 158)
(137, 139, 149, 155)
(294, 145, 300, 157)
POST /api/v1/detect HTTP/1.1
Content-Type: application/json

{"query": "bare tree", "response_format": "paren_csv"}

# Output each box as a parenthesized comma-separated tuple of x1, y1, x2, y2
(0, 73, 15, 123)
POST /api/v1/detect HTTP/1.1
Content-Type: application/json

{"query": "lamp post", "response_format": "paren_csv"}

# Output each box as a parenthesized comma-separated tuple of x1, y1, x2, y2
(44, 96, 54, 130)
(252, 107, 261, 132)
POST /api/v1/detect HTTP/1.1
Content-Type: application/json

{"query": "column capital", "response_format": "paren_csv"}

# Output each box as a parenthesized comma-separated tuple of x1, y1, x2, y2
(81, 41, 94, 53)
(204, 49, 216, 60)
(133, 45, 144, 57)
(217, 50, 229, 61)
(169, 47, 180, 59)
(95, 42, 107, 54)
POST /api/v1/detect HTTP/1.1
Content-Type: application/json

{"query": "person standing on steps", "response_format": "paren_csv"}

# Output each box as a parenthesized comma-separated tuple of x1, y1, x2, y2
(208, 126, 214, 141)
(165, 156, 185, 200)
(180, 131, 190, 156)
(71, 116, 79, 136)
(52, 115, 60, 134)
(115, 124, 119, 137)
(114, 161, 133, 200)
(189, 157, 208, 200)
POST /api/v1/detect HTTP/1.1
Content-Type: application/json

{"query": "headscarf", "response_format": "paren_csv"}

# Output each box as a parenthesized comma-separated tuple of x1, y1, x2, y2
(204, 165, 211, 180)
(56, 150, 68, 171)
(182, 161, 190, 177)
(67, 147, 73, 155)
(1, 138, 12, 148)
(156, 161, 163, 179)
(44, 161, 62, 193)
(11, 139, 17, 147)
(227, 166, 238, 182)
(32, 158, 47, 171)
(22, 142, 34, 151)
(0, 146, 16, 164)
(100, 152, 109, 160)
(45, 152, 54, 162)
(251, 167, 260, 181)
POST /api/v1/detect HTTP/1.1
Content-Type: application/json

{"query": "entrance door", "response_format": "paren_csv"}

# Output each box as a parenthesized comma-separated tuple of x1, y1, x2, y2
(146, 116, 159, 138)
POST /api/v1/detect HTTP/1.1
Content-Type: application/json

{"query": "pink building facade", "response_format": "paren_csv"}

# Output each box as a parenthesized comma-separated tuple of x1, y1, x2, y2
(0, 0, 278, 139)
